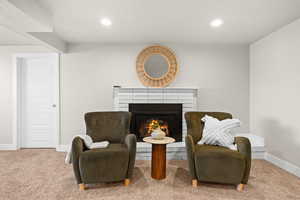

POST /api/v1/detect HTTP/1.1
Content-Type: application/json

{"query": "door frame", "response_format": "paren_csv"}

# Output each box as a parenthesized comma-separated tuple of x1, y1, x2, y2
(12, 53, 60, 149)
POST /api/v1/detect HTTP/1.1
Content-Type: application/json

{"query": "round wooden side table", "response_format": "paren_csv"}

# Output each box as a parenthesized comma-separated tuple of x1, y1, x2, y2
(143, 136, 175, 180)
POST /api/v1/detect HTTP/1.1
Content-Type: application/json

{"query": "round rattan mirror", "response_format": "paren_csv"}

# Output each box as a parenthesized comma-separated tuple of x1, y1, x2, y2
(136, 45, 178, 87)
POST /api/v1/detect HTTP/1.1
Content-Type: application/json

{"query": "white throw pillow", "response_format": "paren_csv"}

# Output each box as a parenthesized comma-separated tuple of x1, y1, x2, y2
(198, 115, 241, 150)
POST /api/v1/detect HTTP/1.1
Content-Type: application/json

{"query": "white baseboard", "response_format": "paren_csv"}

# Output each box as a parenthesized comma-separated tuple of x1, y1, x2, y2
(265, 153, 300, 178)
(0, 144, 18, 150)
(252, 151, 265, 159)
(56, 145, 69, 152)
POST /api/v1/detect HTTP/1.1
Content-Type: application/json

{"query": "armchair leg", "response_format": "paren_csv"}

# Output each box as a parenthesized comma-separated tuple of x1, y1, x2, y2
(124, 178, 130, 186)
(192, 179, 198, 187)
(236, 184, 244, 191)
(79, 184, 85, 191)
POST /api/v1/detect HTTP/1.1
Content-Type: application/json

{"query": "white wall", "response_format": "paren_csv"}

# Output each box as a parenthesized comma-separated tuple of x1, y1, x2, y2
(0, 46, 50, 145)
(61, 44, 249, 144)
(250, 19, 300, 167)
(0, 44, 250, 146)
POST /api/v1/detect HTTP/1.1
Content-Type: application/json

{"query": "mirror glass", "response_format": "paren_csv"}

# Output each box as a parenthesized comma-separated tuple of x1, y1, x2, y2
(144, 54, 169, 79)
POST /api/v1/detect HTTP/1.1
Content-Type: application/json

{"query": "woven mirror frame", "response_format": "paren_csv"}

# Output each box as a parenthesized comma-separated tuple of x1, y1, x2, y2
(136, 45, 178, 88)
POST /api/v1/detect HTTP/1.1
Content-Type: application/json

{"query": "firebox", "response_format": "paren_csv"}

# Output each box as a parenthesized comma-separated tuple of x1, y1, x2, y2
(129, 103, 182, 142)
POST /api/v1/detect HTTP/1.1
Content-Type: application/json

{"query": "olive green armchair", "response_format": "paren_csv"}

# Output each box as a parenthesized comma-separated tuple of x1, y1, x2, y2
(72, 112, 136, 190)
(185, 112, 251, 191)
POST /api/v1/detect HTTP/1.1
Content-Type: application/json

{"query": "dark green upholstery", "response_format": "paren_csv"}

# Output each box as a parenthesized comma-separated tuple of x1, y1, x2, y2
(85, 112, 131, 143)
(79, 144, 129, 183)
(235, 136, 251, 183)
(185, 112, 251, 185)
(72, 112, 136, 184)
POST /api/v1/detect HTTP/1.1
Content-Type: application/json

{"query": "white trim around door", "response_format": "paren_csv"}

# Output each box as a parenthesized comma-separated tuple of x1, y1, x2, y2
(12, 53, 60, 149)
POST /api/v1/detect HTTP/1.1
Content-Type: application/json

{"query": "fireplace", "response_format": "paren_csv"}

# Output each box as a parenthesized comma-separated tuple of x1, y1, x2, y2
(129, 104, 182, 142)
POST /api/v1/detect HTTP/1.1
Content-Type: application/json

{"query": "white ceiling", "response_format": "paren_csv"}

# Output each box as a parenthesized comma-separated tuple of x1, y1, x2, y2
(0, 25, 38, 45)
(38, 0, 300, 44)
(1, 0, 300, 46)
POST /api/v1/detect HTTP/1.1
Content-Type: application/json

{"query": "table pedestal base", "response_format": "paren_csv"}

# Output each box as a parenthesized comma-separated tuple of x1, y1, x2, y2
(151, 144, 166, 180)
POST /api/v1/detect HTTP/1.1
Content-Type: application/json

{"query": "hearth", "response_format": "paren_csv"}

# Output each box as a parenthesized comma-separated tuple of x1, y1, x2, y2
(129, 104, 182, 142)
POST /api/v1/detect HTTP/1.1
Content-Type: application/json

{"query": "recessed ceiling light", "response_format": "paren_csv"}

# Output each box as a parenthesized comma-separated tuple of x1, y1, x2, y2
(210, 18, 224, 28)
(100, 18, 112, 27)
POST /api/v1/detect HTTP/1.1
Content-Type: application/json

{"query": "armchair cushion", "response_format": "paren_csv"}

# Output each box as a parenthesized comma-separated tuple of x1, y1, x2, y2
(85, 112, 131, 143)
(79, 144, 129, 183)
(194, 144, 246, 184)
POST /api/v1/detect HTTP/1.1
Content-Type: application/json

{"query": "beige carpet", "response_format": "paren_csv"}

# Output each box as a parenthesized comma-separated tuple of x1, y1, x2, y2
(0, 149, 299, 200)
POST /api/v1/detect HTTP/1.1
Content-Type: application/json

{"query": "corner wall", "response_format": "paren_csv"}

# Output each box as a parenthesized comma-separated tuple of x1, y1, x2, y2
(250, 19, 300, 167)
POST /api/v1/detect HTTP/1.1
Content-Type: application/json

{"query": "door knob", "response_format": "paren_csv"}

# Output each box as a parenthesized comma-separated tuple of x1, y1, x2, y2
(52, 104, 57, 108)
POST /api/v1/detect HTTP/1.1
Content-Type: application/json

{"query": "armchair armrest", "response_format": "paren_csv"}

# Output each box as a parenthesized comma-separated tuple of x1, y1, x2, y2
(185, 135, 197, 179)
(235, 136, 251, 184)
(72, 137, 85, 184)
(125, 134, 137, 178)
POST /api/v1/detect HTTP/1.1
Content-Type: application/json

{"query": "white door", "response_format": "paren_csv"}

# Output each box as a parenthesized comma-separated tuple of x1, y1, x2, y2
(20, 54, 58, 148)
